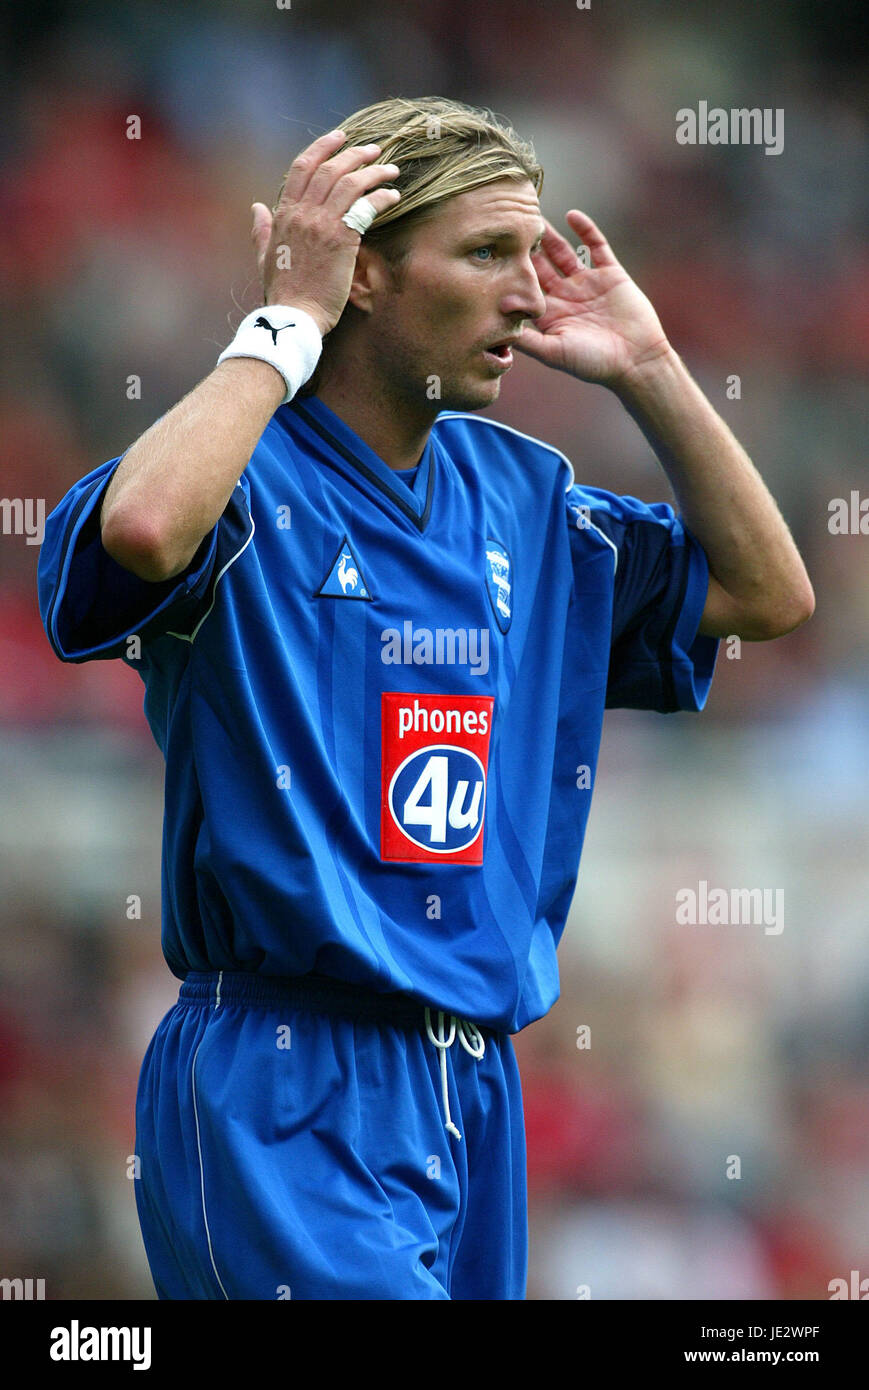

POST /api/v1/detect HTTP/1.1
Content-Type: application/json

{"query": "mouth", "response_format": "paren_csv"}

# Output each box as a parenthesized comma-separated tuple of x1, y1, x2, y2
(481, 339, 516, 371)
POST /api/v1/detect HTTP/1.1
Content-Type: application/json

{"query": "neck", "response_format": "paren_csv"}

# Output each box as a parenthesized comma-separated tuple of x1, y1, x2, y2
(314, 340, 438, 471)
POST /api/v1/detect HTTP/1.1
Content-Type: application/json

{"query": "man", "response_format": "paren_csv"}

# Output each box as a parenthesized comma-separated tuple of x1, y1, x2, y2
(38, 96, 813, 1300)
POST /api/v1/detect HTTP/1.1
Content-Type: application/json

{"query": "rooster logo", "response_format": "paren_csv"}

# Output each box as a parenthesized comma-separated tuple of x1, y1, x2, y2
(337, 553, 359, 593)
(317, 536, 370, 600)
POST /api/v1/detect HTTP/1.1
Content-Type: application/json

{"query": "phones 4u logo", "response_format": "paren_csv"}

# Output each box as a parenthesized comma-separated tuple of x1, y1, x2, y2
(381, 693, 494, 864)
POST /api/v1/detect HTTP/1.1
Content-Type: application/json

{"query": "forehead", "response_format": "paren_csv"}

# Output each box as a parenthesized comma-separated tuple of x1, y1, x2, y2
(417, 177, 544, 241)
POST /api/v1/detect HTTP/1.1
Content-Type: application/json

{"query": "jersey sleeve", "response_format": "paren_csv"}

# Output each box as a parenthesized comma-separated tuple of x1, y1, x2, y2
(38, 456, 253, 662)
(567, 484, 720, 712)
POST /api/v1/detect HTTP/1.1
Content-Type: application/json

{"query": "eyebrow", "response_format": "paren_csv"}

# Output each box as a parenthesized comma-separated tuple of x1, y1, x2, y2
(462, 225, 546, 248)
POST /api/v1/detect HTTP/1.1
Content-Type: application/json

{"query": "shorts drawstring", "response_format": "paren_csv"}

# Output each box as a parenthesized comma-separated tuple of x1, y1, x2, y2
(424, 1007, 486, 1140)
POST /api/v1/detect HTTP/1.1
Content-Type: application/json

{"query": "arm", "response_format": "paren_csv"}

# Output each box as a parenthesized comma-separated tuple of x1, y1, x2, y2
(100, 129, 400, 583)
(100, 359, 285, 583)
(612, 350, 814, 639)
(517, 211, 814, 640)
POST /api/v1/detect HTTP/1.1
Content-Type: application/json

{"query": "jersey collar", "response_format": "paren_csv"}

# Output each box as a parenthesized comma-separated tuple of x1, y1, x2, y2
(285, 395, 435, 533)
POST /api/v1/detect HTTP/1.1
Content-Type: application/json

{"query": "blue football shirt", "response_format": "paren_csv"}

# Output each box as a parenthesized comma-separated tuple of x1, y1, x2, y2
(38, 395, 719, 1031)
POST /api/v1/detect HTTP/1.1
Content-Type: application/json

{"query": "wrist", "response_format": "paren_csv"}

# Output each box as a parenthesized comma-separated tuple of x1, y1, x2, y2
(265, 292, 332, 338)
(609, 341, 681, 404)
(217, 305, 323, 404)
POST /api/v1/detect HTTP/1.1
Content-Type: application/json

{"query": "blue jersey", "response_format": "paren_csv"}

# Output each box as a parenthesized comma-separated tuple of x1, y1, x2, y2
(38, 396, 718, 1031)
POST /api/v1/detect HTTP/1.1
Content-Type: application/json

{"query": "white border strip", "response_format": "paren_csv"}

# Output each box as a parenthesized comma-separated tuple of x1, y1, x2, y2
(191, 1036, 230, 1300)
(582, 515, 618, 573)
(167, 487, 255, 644)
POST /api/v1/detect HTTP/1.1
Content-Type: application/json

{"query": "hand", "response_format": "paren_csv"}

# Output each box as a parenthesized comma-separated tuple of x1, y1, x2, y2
(516, 210, 673, 388)
(249, 129, 401, 336)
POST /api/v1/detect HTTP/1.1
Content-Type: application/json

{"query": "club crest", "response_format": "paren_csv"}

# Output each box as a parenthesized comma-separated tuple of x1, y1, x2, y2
(485, 540, 512, 633)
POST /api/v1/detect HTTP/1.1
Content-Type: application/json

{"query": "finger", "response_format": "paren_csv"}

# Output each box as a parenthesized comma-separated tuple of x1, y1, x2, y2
(513, 323, 545, 351)
(539, 217, 585, 278)
(565, 209, 618, 268)
(276, 128, 347, 208)
(306, 143, 394, 206)
(337, 185, 401, 233)
(531, 245, 568, 295)
(513, 323, 561, 366)
(343, 184, 400, 227)
(324, 161, 401, 217)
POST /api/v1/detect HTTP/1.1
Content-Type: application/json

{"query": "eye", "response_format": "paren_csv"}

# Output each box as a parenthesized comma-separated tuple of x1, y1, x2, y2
(471, 245, 494, 261)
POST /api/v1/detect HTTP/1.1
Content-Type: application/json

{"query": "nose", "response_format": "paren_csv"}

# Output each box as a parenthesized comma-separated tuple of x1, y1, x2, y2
(501, 254, 547, 322)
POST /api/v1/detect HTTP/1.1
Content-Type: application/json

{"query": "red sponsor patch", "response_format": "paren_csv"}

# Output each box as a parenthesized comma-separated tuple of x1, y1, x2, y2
(381, 693, 494, 864)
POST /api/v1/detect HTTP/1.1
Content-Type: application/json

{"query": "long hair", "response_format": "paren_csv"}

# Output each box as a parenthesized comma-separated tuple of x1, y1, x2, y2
(324, 96, 543, 252)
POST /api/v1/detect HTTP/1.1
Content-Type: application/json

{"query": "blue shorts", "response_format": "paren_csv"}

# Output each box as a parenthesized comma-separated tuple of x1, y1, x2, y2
(134, 972, 528, 1300)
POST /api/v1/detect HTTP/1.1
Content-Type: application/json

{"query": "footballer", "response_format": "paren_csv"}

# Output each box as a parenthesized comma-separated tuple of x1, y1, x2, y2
(38, 97, 813, 1300)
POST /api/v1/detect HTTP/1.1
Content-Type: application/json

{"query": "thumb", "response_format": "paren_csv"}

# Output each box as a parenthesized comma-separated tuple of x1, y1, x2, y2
(249, 202, 273, 262)
(513, 323, 557, 362)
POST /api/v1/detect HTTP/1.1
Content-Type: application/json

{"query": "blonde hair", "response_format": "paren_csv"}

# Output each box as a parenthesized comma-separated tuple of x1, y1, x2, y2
(279, 96, 543, 265)
(332, 96, 543, 256)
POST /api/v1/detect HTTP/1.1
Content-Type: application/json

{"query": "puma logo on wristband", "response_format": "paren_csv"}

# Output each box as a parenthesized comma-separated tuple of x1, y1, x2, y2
(253, 316, 296, 345)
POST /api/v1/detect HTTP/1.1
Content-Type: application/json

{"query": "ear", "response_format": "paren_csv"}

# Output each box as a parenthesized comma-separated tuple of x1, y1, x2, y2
(347, 245, 395, 314)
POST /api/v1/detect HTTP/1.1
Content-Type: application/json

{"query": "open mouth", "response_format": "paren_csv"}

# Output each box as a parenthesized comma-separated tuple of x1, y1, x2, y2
(483, 341, 514, 368)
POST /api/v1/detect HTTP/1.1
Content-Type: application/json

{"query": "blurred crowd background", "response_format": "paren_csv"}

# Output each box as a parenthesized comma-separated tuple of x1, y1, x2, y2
(0, 0, 867, 1300)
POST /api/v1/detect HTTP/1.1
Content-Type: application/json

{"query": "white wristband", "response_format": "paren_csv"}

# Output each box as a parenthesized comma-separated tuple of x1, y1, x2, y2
(216, 305, 323, 404)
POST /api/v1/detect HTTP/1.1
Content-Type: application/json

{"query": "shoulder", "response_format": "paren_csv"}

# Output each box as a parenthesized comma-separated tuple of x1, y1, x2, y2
(432, 411, 574, 493)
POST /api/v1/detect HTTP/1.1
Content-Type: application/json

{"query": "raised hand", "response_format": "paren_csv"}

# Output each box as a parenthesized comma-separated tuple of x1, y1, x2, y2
(250, 129, 400, 335)
(516, 209, 672, 388)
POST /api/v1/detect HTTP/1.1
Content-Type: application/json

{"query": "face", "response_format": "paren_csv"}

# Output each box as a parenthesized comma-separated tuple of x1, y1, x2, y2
(358, 178, 548, 413)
